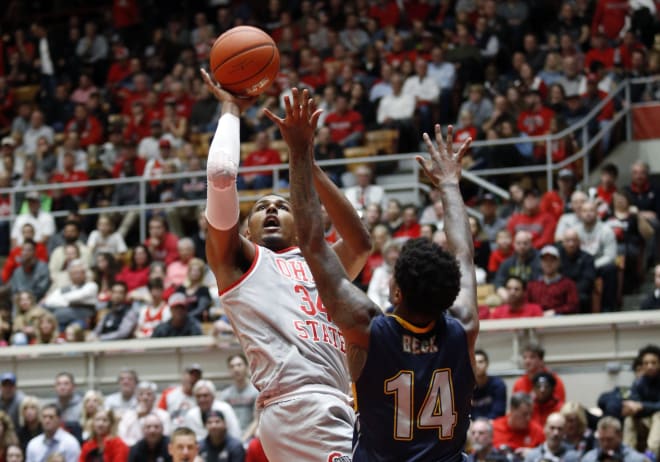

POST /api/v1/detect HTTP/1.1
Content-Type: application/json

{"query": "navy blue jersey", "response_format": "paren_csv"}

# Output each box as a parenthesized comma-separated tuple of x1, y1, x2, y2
(353, 313, 475, 462)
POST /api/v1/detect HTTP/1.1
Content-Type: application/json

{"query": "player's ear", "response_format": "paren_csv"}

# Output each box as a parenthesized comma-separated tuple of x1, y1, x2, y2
(390, 282, 402, 306)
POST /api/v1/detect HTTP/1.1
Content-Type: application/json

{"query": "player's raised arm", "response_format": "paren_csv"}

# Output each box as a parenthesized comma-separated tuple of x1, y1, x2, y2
(416, 125, 479, 349)
(312, 162, 371, 280)
(264, 89, 380, 379)
(200, 69, 257, 290)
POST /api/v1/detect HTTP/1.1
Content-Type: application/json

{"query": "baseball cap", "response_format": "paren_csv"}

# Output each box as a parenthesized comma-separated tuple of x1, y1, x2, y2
(0, 372, 16, 385)
(25, 191, 40, 201)
(532, 371, 556, 388)
(540, 245, 560, 258)
(1, 137, 15, 147)
(185, 363, 203, 373)
(478, 193, 497, 204)
(207, 409, 225, 420)
(168, 292, 187, 307)
(159, 139, 171, 149)
(558, 168, 575, 180)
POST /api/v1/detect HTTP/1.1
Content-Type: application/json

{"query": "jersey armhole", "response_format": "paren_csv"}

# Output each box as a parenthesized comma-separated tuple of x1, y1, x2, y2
(219, 243, 261, 296)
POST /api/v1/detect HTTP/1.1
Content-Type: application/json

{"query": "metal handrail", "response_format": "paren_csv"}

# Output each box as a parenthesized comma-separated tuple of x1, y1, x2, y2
(2, 76, 657, 241)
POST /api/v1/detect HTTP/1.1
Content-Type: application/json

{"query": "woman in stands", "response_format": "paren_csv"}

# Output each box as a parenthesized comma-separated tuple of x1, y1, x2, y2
(560, 401, 595, 456)
(80, 391, 104, 442)
(92, 253, 119, 305)
(10, 291, 47, 345)
(115, 244, 151, 292)
(17, 396, 41, 451)
(0, 410, 19, 462)
(176, 258, 211, 321)
(79, 409, 129, 462)
(33, 312, 59, 345)
(5, 444, 23, 462)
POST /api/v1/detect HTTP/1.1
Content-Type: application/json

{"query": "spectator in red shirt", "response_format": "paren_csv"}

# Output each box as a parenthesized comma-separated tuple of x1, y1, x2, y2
(50, 151, 90, 203)
(2, 223, 48, 283)
(591, 0, 628, 42)
(541, 169, 577, 222)
(492, 393, 546, 451)
(517, 90, 555, 160)
(369, 0, 401, 28)
(123, 101, 151, 144)
(112, 143, 146, 178)
(237, 131, 283, 190)
(65, 104, 103, 148)
(120, 73, 150, 115)
(488, 229, 514, 277)
(513, 344, 567, 402)
(144, 215, 179, 265)
(324, 93, 365, 147)
(507, 189, 557, 249)
(392, 204, 421, 240)
(527, 245, 580, 315)
(531, 372, 564, 428)
(596, 163, 618, 218)
(491, 276, 544, 319)
(585, 32, 615, 71)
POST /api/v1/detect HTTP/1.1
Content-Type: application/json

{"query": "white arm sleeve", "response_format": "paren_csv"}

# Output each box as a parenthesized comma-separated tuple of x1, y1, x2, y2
(205, 113, 241, 230)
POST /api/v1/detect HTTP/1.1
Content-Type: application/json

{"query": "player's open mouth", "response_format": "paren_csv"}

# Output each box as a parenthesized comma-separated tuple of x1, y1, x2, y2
(263, 216, 280, 230)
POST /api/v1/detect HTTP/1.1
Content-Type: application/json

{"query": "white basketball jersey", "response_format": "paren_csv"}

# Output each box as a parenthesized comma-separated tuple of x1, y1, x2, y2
(220, 245, 350, 406)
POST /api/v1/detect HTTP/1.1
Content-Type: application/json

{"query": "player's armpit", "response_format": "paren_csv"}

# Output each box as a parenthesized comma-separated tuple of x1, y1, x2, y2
(346, 343, 369, 382)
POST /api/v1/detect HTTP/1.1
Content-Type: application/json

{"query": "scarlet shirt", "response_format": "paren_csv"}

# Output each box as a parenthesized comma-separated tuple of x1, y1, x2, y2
(145, 232, 179, 265)
(492, 415, 546, 450)
(455, 126, 477, 145)
(393, 222, 421, 240)
(2, 243, 49, 283)
(243, 149, 282, 176)
(532, 397, 564, 428)
(585, 47, 615, 71)
(65, 115, 103, 147)
(517, 106, 555, 137)
(80, 436, 129, 462)
(540, 190, 566, 222)
(513, 369, 567, 402)
(488, 247, 513, 274)
(50, 170, 89, 198)
(507, 211, 557, 249)
(526, 277, 580, 314)
(324, 110, 365, 144)
(591, 0, 628, 40)
(369, 1, 401, 27)
(490, 303, 544, 319)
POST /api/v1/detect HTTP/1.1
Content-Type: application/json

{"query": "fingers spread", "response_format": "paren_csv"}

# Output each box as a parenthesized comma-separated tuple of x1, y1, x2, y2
(262, 108, 282, 125)
(283, 95, 293, 118)
(446, 125, 454, 156)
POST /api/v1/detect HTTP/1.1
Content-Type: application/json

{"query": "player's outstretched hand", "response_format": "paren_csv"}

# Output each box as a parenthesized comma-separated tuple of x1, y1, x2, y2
(416, 124, 472, 188)
(263, 88, 322, 157)
(199, 68, 257, 112)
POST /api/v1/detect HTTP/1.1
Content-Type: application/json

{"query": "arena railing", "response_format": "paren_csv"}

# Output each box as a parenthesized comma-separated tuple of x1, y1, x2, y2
(1, 76, 657, 242)
(1, 310, 658, 403)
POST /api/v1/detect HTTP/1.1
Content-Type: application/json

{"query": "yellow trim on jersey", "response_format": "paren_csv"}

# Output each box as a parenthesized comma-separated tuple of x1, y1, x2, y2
(388, 314, 436, 334)
(352, 382, 358, 412)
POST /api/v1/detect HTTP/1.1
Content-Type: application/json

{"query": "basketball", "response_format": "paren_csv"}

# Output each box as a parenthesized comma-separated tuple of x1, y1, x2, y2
(209, 26, 280, 97)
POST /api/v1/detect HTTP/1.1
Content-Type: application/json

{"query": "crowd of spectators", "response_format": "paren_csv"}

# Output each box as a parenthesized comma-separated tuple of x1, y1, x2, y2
(0, 341, 655, 462)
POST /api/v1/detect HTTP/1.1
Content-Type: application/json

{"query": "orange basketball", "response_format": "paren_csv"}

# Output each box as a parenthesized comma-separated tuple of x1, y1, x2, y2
(209, 26, 280, 97)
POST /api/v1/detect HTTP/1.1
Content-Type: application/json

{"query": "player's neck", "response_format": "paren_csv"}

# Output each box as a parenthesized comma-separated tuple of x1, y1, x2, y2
(393, 307, 435, 328)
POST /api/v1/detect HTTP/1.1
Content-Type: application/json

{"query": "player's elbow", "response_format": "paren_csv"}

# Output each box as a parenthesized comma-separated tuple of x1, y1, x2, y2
(207, 158, 238, 190)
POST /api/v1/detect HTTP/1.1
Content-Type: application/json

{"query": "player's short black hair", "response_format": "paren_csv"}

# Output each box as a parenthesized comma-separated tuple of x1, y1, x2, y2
(394, 238, 460, 316)
(247, 194, 290, 220)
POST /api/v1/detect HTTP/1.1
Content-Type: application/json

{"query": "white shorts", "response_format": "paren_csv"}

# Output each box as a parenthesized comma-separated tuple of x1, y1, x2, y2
(260, 389, 355, 462)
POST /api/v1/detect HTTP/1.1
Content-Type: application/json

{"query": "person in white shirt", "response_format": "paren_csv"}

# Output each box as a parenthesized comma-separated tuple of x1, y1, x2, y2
(21, 110, 54, 156)
(10, 192, 56, 247)
(48, 221, 93, 275)
(42, 259, 99, 329)
(377, 73, 417, 152)
(105, 369, 138, 416)
(138, 120, 165, 161)
(118, 381, 172, 446)
(26, 403, 81, 462)
(367, 241, 401, 311)
(403, 58, 440, 135)
(182, 380, 241, 441)
(343, 165, 386, 215)
(86, 214, 127, 263)
(369, 63, 393, 103)
(218, 354, 258, 433)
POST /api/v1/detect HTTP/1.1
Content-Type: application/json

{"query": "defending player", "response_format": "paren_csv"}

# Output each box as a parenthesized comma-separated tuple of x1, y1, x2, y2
(200, 69, 370, 461)
(269, 89, 479, 461)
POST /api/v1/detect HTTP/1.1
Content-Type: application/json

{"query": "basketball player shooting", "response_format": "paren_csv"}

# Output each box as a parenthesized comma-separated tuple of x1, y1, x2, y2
(269, 88, 479, 461)
(200, 69, 370, 461)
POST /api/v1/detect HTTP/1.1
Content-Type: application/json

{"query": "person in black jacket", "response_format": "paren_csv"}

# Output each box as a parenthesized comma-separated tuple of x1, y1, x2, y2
(198, 410, 245, 462)
(90, 282, 137, 341)
(641, 265, 660, 311)
(472, 350, 507, 420)
(558, 229, 596, 313)
(128, 413, 171, 462)
(151, 293, 202, 338)
(622, 344, 660, 457)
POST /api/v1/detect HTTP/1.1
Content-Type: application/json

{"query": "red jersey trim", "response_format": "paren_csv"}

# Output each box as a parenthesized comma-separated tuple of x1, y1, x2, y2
(218, 243, 261, 296)
(275, 246, 299, 254)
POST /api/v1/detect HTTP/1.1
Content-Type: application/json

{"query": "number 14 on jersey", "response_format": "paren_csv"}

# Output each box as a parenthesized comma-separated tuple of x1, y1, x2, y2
(384, 368, 457, 441)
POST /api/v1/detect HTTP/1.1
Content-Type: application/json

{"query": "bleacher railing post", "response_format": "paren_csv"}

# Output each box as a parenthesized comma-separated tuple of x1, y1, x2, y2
(582, 127, 590, 187)
(625, 80, 632, 142)
(545, 136, 553, 191)
(139, 178, 146, 243)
